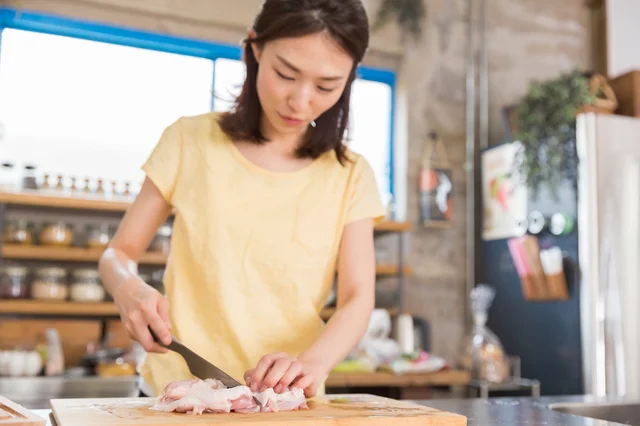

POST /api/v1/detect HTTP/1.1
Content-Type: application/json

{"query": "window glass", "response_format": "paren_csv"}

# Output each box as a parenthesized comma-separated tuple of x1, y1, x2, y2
(0, 28, 213, 190)
(0, 29, 392, 199)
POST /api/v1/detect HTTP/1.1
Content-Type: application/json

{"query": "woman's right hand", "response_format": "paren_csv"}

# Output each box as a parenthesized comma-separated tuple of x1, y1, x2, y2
(112, 277, 173, 353)
(97, 178, 175, 353)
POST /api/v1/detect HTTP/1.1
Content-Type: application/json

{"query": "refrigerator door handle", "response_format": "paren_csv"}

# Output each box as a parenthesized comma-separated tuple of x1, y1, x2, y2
(600, 205, 626, 397)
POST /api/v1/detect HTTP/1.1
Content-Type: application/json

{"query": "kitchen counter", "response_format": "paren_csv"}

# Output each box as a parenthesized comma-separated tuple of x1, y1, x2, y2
(26, 394, 640, 425)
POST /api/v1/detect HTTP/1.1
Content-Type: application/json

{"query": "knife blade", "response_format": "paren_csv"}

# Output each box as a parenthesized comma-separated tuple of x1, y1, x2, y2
(148, 327, 264, 408)
(148, 327, 241, 388)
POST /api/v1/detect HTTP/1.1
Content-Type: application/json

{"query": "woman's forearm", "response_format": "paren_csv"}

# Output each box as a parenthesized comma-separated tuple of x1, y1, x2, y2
(98, 247, 141, 299)
(299, 292, 373, 375)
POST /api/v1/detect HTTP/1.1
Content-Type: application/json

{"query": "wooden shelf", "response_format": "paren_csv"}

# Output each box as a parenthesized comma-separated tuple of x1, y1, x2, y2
(320, 306, 397, 320)
(1, 244, 167, 265)
(0, 300, 120, 316)
(0, 189, 132, 212)
(375, 221, 412, 232)
(0, 191, 411, 233)
(326, 369, 470, 388)
(376, 265, 411, 275)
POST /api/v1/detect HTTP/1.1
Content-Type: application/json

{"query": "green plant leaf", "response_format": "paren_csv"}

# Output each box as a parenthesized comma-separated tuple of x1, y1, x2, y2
(512, 69, 592, 199)
(372, 0, 426, 41)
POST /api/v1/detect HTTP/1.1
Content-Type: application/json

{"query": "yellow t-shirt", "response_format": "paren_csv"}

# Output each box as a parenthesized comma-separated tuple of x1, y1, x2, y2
(138, 112, 386, 396)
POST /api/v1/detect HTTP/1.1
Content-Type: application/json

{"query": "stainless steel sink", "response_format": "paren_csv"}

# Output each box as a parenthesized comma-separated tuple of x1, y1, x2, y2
(550, 400, 640, 425)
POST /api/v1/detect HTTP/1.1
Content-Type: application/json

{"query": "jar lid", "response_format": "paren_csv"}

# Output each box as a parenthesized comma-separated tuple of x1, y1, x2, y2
(72, 269, 99, 280)
(36, 267, 67, 277)
(157, 225, 172, 237)
(4, 266, 28, 275)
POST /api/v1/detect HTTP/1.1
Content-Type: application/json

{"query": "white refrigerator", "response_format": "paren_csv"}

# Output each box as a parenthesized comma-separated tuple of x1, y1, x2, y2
(577, 112, 640, 397)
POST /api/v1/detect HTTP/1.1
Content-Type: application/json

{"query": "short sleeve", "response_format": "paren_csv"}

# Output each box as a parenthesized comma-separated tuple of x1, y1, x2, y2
(141, 118, 184, 204)
(345, 155, 387, 224)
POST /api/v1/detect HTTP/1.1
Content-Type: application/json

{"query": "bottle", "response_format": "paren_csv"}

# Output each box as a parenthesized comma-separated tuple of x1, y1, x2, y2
(45, 328, 65, 376)
(42, 173, 51, 190)
(395, 313, 415, 355)
(96, 179, 105, 195)
(0, 162, 16, 190)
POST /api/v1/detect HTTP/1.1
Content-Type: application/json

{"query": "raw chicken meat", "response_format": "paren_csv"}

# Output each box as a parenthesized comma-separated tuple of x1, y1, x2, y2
(150, 378, 308, 414)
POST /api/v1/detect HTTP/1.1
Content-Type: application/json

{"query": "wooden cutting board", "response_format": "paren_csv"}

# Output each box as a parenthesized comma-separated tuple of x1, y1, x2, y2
(0, 396, 46, 425)
(50, 394, 466, 426)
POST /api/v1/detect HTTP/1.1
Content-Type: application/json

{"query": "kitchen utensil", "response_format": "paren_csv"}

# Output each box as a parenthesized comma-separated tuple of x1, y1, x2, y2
(148, 327, 241, 388)
(0, 395, 46, 425)
(49, 394, 467, 426)
(149, 328, 264, 408)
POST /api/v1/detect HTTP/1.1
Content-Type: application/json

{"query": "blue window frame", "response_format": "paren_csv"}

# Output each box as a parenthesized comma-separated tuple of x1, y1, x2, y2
(0, 7, 396, 199)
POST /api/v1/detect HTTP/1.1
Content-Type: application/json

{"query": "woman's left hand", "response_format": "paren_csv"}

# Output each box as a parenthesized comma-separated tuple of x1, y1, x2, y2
(244, 353, 327, 398)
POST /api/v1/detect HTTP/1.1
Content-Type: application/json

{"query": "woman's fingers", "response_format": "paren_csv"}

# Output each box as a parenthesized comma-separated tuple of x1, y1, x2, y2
(261, 357, 294, 392)
(274, 360, 304, 393)
(157, 296, 172, 332)
(244, 368, 255, 386)
(291, 373, 315, 394)
(250, 353, 287, 392)
(148, 314, 172, 347)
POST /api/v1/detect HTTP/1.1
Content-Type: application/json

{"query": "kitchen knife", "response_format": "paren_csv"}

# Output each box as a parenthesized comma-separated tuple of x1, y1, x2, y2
(148, 327, 242, 389)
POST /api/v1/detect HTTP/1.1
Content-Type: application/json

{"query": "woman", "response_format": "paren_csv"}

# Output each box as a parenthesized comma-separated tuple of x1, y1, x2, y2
(99, 0, 386, 399)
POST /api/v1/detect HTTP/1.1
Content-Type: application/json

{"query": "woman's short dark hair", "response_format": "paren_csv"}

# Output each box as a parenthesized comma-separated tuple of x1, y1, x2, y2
(217, 0, 370, 165)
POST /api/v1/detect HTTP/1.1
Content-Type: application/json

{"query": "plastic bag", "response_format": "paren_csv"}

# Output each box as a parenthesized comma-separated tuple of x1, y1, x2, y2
(459, 284, 509, 383)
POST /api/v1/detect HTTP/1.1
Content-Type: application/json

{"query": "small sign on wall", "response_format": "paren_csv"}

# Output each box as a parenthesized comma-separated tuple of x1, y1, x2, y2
(481, 142, 528, 240)
(418, 131, 453, 227)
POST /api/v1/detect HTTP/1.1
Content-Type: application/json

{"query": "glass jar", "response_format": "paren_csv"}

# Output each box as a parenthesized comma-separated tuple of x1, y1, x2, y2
(0, 266, 29, 299)
(70, 269, 105, 302)
(32, 267, 68, 301)
(86, 223, 111, 249)
(0, 162, 17, 190)
(39, 221, 74, 247)
(151, 225, 172, 254)
(22, 164, 38, 190)
(3, 219, 34, 245)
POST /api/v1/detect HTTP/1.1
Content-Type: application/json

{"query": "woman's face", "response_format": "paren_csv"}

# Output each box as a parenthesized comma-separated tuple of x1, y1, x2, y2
(251, 31, 354, 139)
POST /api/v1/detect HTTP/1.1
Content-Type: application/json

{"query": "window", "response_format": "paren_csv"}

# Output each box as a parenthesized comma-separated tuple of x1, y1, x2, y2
(0, 8, 395, 200)
(0, 28, 214, 190)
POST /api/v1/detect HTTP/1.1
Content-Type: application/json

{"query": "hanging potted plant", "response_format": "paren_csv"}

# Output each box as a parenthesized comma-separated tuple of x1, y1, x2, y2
(511, 69, 617, 199)
(372, 0, 426, 42)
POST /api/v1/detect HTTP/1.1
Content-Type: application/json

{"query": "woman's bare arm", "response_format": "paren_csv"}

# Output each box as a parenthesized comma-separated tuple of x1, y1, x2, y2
(98, 177, 174, 352)
(297, 217, 376, 372)
(247, 217, 376, 396)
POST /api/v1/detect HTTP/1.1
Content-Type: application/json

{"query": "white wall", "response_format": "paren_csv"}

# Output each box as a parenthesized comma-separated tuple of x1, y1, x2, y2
(606, 0, 640, 77)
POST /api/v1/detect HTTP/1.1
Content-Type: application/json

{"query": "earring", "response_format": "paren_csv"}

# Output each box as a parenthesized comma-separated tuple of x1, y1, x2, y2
(310, 120, 316, 128)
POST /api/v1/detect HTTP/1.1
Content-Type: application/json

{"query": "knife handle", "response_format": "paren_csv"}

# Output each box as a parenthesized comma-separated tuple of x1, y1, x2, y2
(148, 326, 176, 348)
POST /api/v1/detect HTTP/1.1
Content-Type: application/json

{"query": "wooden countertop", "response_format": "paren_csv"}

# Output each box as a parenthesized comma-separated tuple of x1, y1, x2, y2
(326, 369, 470, 388)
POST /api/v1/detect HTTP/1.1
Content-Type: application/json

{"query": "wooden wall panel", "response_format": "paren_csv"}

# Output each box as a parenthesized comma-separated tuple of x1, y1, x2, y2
(0, 318, 101, 367)
(104, 319, 134, 351)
